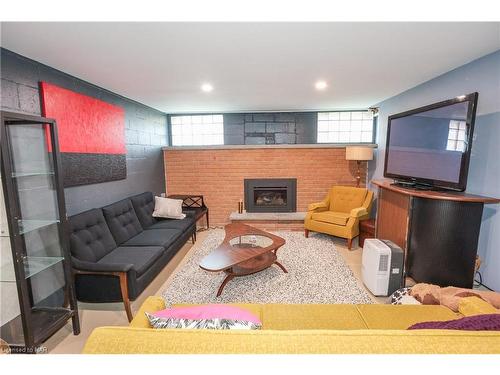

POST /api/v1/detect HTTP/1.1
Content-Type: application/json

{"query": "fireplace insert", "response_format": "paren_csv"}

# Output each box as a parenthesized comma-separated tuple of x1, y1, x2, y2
(244, 178, 297, 213)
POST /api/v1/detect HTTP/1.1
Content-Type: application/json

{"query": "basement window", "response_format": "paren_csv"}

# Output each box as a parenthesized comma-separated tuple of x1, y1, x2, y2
(170, 114, 224, 146)
(317, 111, 375, 144)
(446, 120, 467, 152)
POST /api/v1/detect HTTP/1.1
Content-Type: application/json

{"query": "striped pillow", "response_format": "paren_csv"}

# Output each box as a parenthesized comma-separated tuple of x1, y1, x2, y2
(145, 304, 262, 330)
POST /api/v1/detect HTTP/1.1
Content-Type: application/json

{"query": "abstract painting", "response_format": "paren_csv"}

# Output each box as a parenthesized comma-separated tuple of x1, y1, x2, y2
(40, 82, 126, 187)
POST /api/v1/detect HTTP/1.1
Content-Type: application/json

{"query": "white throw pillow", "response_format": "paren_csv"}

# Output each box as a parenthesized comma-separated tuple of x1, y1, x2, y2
(152, 196, 186, 220)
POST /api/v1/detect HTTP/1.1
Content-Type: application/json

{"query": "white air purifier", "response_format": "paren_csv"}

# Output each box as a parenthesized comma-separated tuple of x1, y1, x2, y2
(361, 238, 404, 296)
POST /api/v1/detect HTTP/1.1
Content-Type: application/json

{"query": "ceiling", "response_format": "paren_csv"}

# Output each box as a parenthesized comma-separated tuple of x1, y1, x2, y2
(1, 22, 499, 114)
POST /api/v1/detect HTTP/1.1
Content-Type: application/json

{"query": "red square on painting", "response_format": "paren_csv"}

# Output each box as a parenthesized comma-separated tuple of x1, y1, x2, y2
(40, 82, 126, 187)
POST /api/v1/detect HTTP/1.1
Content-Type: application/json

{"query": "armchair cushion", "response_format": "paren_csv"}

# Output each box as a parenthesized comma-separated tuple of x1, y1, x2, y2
(330, 186, 368, 213)
(311, 211, 350, 226)
(98, 246, 165, 277)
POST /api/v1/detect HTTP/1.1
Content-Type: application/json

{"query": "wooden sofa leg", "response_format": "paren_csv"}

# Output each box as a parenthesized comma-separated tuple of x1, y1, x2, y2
(192, 232, 196, 243)
(304, 229, 309, 238)
(119, 272, 133, 322)
(347, 238, 353, 250)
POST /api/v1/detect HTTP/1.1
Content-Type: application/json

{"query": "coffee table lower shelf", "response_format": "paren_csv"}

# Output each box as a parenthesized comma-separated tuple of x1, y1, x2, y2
(217, 251, 288, 297)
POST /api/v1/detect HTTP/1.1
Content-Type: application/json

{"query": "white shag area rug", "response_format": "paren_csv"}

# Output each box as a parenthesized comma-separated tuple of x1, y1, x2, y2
(161, 229, 373, 305)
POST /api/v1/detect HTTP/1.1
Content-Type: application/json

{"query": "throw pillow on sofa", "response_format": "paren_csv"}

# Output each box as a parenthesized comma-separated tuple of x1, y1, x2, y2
(408, 313, 500, 331)
(145, 304, 262, 330)
(152, 196, 186, 220)
(390, 287, 421, 305)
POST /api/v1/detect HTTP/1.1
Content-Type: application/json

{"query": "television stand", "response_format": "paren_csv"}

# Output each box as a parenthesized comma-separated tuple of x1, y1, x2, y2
(373, 179, 500, 288)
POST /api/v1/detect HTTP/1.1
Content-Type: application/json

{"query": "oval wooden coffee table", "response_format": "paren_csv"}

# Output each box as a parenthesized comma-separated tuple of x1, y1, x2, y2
(199, 223, 288, 296)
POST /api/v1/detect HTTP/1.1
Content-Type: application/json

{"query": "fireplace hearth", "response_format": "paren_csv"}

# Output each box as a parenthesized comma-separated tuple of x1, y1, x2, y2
(244, 178, 297, 213)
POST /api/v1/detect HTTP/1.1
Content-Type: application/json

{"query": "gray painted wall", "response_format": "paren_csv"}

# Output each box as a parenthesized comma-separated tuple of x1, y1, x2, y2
(372, 50, 500, 291)
(0, 48, 168, 215)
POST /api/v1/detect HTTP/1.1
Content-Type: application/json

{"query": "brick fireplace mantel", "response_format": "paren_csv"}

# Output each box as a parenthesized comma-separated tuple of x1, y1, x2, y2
(163, 146, 370, 226)
(162, 143, 376, 151)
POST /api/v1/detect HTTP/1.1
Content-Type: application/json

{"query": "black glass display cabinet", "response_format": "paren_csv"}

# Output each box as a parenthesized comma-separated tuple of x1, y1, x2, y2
(0, 111, 79, 353)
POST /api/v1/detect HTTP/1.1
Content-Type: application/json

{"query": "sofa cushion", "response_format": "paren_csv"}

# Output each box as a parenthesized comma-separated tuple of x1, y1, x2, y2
(356, 304, 460, 330)
(459, 296, 499, 316)
(149, 216, 194, 232)
(330, 186, 367, 213)
(68, 208, 117, 262)
(130, 192, 156, 229)
(97, 246, 164, 277)
(123, 228, 182, 248)
(102, 199, 144, 245)
(262, 304, 367, 330)
(311, 211, 350, 226)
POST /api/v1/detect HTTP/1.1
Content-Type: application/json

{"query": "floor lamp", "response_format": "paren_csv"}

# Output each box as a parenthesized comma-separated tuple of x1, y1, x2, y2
(345, 146, 374, 187)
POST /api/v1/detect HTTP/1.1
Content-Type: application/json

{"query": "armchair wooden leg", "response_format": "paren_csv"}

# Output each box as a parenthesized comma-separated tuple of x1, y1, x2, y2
(304, 229, 309, 238)
(118, 272, 133, 323)
(347, 238, 353, 250)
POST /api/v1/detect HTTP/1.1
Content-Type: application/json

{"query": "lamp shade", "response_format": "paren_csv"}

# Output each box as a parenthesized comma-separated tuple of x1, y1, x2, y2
(345, 146, 373, 161)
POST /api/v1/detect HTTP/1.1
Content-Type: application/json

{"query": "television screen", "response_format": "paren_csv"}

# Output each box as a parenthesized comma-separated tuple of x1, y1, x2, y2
(384, 93, 478, 191)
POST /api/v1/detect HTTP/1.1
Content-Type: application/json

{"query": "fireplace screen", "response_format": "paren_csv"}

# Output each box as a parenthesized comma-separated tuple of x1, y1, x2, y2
(254, 188, 287, 207)
(244, 178, 297, 213)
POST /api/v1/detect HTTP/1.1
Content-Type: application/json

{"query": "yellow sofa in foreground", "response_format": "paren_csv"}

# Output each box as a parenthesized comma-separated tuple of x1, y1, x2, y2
(304, 186, 373, 249)
(83, 296, 500, 354)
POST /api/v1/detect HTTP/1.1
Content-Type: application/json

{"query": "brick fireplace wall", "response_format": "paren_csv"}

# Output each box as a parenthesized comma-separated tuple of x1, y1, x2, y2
(164, 147, 367, 226)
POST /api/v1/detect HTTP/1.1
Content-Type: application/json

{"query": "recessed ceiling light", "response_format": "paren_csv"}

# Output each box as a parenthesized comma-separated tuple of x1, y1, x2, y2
(201, 83, 213, 92)
(315, 80, 328, 90)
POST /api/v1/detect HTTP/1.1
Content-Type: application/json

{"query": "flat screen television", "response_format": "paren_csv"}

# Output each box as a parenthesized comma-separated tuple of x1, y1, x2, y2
(384, 92, 478, 191)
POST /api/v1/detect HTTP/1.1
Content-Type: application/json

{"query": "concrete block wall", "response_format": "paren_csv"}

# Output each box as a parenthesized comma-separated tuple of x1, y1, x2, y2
(0, 48, 168, 215)
(223, 112, 317, 145)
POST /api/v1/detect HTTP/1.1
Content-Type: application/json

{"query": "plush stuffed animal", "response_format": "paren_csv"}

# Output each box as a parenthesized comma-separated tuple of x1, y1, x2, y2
(0, 338, 11, 354)
(409, 283, 500, 312)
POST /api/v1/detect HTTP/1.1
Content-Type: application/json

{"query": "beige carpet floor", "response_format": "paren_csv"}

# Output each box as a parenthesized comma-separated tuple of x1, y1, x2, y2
(43, 229, 384, 354)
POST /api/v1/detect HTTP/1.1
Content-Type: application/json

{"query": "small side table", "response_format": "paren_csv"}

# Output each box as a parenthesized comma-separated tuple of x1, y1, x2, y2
(359, 218, 375, 248)
(167, 194, 209, 231)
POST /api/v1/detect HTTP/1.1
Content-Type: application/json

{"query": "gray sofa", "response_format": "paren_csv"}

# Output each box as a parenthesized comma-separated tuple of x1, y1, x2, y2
(68, 192, 196, 321)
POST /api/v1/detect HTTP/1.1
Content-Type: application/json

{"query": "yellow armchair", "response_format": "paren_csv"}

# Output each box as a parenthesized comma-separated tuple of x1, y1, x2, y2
(304, 186, 374, 249)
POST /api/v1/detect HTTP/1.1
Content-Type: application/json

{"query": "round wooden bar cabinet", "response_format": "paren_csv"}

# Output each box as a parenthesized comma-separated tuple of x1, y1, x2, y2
(372, 179, 500, 288)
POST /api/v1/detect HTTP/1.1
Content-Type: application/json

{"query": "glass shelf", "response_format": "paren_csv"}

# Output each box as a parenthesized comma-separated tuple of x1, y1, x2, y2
(17, 219, 60, 235)
(229, 234, 274, 248)
(11, 171, 55, 178)
(0, 307, 72, 349)
(0, 256, 64, 282)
